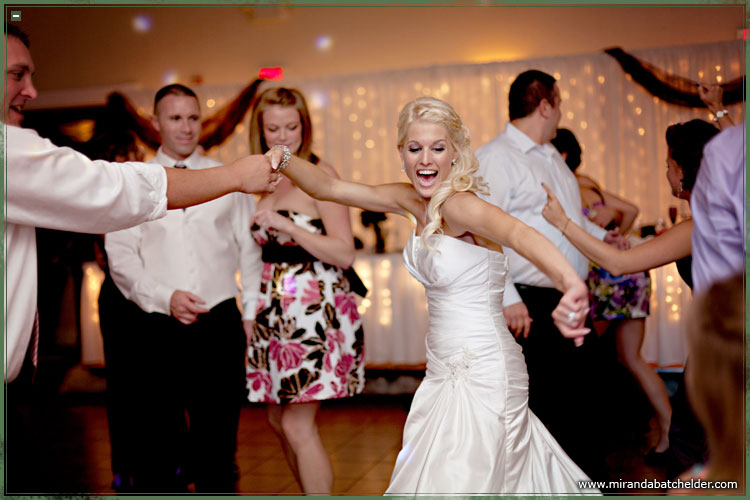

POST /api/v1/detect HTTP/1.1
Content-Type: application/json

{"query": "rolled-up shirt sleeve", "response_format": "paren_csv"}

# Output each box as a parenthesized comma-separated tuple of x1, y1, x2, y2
(6, 125, 167, 233)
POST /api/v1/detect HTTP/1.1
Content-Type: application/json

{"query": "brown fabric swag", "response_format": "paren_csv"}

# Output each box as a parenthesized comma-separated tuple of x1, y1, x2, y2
(604, 47, 744, 108)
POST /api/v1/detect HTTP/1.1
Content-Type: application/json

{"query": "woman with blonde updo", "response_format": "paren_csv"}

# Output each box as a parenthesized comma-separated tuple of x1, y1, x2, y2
(265, 96, 598, 494)
(245, 87, 365, 494)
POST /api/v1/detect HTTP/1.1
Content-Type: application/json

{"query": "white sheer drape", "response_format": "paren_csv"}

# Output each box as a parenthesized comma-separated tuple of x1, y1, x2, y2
(109, 40, 741, 369)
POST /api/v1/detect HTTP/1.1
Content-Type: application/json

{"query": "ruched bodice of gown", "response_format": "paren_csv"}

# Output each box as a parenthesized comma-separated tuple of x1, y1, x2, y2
(402, 230, 522, 383)
(386, 232, 598, 495)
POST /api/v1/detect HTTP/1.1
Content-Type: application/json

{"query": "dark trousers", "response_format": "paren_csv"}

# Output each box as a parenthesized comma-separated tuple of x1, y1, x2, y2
(99, 274, 150, 490)
(514, 284, 613, 481)
(101, 293, 247, 493)
(667, 362, 707, 479)
(4, 354, 40, 494)
(178, 298, 247, 492)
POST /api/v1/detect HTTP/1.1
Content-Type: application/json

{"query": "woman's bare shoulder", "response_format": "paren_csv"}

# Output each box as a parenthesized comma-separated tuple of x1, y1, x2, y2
(443, 191, 484, 216)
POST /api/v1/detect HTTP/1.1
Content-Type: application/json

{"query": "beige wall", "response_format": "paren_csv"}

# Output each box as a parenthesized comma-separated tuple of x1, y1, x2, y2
(16, 4, 744, 96)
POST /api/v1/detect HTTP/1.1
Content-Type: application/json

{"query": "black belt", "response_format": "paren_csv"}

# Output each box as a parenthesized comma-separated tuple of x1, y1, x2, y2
(261, 244, 368, 298)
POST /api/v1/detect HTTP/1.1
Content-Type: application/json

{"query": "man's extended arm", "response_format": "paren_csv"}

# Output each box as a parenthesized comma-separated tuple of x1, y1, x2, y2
(7, 126, 277, 232)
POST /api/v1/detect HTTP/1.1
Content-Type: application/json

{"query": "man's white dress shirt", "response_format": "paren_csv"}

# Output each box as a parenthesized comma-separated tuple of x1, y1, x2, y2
(5, 125, 168, 382)
(475, 123, 607, 307)
(105, 148, 262, 321)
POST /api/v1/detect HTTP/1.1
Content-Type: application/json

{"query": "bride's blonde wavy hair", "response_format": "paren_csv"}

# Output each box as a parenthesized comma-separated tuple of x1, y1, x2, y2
(397, 97, 488, 251)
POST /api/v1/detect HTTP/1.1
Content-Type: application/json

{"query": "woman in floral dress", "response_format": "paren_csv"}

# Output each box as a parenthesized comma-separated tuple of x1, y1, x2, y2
(245, 87, 365, 493)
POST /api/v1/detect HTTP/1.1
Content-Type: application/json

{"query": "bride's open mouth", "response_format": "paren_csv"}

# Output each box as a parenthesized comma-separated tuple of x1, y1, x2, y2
(416, 169, 439, 187)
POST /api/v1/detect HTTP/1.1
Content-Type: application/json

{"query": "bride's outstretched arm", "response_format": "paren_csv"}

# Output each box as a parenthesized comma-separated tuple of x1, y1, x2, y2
(542, 183, 692, 275)
(267, 147, 422, 218)
(442, 192, 590, 344)
(443, 192, 581, 293)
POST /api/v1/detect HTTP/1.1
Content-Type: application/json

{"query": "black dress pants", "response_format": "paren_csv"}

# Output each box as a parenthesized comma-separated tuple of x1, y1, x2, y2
(99, 274, 149, 490)
(122, 297, 247, 492)
(514, 284, 613, 482)
(179, 298, 247, 492)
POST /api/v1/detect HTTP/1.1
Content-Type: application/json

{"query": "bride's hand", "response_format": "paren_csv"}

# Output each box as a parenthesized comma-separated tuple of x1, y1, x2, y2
(541, 183, 569, 231)
(552, 280, 590, 346)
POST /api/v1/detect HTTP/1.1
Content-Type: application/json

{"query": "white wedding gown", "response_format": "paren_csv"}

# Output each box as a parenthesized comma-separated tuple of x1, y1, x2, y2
(386, 232, 599, 495)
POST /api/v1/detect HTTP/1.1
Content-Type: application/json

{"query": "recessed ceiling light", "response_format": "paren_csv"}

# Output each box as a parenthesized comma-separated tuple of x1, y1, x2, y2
(162, 70, 178, 85)
(315, 35, 333, 51)
(132, 13, 153, 33)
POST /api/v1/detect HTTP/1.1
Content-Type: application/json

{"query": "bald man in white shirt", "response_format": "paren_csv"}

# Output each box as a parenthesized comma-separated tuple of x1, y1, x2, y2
(476, 70, 625, 481)
(104, 84, 262, 493)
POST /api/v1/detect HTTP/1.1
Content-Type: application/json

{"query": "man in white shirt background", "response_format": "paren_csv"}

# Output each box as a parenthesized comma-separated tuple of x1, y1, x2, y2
(475, 69, 624, 481)
(104, 84, 262, 493)
(3, 24, 275, 494)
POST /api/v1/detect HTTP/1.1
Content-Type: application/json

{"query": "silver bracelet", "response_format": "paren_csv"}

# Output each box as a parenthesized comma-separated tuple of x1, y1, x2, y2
(270, 145, 291, 172)
(713, 109, 729, 122)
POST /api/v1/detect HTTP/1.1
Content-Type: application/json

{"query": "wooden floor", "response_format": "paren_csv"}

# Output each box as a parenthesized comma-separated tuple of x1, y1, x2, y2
(6, 364, 672, 496)
(236, 397, 408, 494)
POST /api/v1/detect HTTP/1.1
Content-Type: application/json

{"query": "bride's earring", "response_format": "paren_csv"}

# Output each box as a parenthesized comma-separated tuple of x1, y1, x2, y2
(451, 158, 457, 167)
(401, 160, 406, 173)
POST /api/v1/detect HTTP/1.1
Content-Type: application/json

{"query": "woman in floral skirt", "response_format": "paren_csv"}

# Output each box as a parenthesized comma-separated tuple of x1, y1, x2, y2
(245, 87, 365, 494)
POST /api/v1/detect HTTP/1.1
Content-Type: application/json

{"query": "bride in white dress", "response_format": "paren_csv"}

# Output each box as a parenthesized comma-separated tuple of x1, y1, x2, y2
(264, 97, 599, 494)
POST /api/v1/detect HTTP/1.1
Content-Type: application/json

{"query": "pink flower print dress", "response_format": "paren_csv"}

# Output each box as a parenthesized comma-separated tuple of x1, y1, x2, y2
(246, 210, 365, 404)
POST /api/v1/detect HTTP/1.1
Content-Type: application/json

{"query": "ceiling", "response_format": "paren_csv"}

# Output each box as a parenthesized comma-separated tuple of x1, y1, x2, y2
(10, 4, 745, 105)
